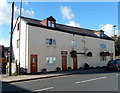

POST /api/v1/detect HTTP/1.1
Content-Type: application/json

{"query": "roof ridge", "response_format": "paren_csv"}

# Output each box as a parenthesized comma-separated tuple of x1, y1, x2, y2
(56, 23, 96, 32)
(21, 16, 41, 22)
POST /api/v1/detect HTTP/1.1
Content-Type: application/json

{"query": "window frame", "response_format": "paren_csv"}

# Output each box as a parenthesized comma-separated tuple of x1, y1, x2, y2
(45, 56, 56, 64)
(100, 56, 106, 61)
(48, 20, 55, 28)
(46, 38, 56, 45)
(17, 39, 20, 48)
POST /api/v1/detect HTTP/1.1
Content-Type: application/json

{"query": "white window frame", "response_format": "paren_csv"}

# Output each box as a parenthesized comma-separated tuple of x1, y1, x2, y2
(52, 39, 56, 46)
(48, 20, 51, 27)
(48, 20, 55, 28)
(45, 57, 56, 64)
(51, 21, 55, 28)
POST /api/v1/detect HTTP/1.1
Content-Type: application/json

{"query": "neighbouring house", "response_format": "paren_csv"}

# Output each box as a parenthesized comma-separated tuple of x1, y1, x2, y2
(12, 16, 115, 73)
(0, 45, 10, 73)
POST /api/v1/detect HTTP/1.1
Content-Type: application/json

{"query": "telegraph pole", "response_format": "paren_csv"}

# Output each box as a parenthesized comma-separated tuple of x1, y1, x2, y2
(9, 2, 14, 76)
(113, 25, 116, 59)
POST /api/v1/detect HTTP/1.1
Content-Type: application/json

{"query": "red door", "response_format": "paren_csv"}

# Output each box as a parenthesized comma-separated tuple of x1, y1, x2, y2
(30, 55, 37, 73)
(73, 56, 77, 70)
(62, 56, 67, 70)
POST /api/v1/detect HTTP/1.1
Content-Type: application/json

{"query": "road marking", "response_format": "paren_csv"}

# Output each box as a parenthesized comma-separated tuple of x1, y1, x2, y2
(75, 76, 107, 84)
(34, 87, 54, 91)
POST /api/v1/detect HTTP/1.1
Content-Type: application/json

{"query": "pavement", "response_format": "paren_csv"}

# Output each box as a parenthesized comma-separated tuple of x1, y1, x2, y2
(1, 68, 112, 83)
(2, 68, 119, 92)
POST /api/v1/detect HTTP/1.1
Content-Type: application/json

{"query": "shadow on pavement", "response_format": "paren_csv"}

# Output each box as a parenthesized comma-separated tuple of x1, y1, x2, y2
(25, 68, 120, 76)
(2, 83, 33, 93)
(2, 82, 119, 93)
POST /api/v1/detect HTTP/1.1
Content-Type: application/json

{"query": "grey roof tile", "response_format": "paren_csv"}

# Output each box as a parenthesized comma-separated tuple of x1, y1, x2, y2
(20, 16, 113, 41)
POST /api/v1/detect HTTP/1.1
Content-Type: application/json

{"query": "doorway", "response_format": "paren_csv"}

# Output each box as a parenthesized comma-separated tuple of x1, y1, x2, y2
(62, 56, 67, 70)
(30, 55, 38, 73)
(73, 56, 77, 70)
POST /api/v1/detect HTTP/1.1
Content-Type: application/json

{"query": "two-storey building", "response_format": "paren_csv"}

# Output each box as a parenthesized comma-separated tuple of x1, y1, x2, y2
(12, 16, 115, 73)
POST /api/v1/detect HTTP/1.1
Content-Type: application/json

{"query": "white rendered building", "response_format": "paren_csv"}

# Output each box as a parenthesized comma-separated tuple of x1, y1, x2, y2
(12, 16, 115, 73)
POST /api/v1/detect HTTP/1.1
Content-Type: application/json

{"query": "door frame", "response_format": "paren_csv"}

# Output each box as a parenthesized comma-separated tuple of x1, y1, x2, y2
(73, 56, 78, 70)
(61, 51, 68, 70)
(30, 55, 38, 73)
(62, 56, 67, 70)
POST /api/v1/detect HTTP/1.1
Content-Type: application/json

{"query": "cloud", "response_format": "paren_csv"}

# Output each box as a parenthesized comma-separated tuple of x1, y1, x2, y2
(101, 24, 117, 36)
(0, 0, 34, 25)
(65, 21, 80, 27)
(60, 6, 74, 20)
(60, 6, 80, 28)
(0, 0, 11, 24)
(0, 38, 10, 47)
(24, 2, 29, 6)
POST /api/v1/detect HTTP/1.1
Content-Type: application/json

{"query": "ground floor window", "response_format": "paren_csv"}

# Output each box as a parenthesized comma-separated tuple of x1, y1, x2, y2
(100, 56, 106, 61)
(46, 57, 56, 63)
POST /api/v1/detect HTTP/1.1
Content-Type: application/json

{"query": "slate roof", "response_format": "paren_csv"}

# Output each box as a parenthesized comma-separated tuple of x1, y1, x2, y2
(17, 16, 114, 41)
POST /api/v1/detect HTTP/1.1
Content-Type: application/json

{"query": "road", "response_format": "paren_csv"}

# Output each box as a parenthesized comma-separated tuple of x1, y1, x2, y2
(2, 71, 120, 92)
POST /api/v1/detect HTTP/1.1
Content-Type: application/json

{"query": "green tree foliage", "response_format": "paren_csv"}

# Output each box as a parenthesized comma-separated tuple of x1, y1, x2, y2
(111, 36, 120, 56)
(115, 36, 120, 56)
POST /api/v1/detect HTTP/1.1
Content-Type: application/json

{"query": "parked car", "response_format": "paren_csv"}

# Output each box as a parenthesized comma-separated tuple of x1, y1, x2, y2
(107, 59, 120, 71)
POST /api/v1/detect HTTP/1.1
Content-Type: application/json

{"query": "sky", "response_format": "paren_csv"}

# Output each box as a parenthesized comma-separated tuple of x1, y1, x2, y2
(0, 0, 119, 47)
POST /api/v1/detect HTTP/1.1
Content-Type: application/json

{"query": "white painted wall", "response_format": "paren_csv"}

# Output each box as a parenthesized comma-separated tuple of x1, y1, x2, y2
(27, 25, 115, 73)
(12, 18, 28, 73)
(12, 18, 115, 73)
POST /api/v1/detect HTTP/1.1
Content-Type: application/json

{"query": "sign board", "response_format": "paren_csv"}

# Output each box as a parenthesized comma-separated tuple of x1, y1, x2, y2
(61, 51, 68, 56)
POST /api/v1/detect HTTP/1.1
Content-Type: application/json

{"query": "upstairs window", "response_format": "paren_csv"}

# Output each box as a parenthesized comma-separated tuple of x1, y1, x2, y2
(48, 20, 55, 28)
(100, 44, 106, 49)
(48, 20, 51, 27)
(51, 21, 55, 28)
(46, 38, 56, 46)
(100, 32, 104, 37)
(52, 39, 56, 46)
(46, 38, 52, 45)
